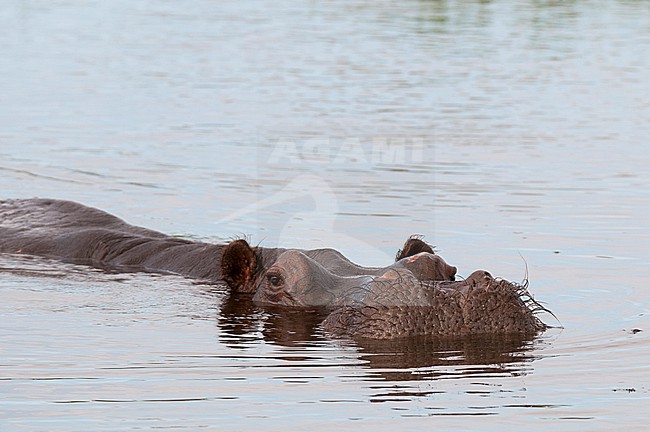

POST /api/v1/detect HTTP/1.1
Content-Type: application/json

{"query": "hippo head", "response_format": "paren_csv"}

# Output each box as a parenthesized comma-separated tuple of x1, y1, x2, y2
(220, 237, 456, 294)
(220, 239, 547, 339)
(247, 250, 546, 339)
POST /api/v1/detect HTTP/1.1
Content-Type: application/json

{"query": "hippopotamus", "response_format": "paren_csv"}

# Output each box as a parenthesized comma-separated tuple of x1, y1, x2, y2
(0, 198, 453, 285)
(0, 198, 549, 339)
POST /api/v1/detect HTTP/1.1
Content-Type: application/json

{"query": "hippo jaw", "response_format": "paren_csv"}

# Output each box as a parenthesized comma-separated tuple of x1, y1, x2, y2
(322, 271, 548, 339)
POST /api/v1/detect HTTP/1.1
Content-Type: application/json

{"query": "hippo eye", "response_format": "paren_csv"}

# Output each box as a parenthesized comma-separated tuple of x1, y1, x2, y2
(265, 270, 284, 290)
(263, 270, 286, 302)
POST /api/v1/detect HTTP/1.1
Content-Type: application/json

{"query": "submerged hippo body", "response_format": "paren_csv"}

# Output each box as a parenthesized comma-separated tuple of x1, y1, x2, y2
(0, 198, 225, 280)
(0, 198, 451, 286)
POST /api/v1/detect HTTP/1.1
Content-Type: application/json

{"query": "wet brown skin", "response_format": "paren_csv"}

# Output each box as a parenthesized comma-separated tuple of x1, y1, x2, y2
(0, 198, 444, 286)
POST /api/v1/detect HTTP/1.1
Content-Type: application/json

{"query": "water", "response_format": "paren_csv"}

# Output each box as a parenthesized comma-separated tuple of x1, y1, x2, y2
(1, 0, 649, 430)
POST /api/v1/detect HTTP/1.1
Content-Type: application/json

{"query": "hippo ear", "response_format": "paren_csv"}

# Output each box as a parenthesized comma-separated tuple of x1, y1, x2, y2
(221, 239, 258, 292)
(395, 235, 435, 261)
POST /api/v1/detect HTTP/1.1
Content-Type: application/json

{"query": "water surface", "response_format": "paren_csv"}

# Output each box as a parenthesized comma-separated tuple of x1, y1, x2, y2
(1, 0, 649, 430)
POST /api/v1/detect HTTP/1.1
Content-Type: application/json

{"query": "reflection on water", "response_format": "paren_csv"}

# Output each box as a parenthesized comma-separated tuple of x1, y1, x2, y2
(217, 280, 547, 414)
(1, 237, 648, 428)
(218, 291, 540, 384)
(1, 255, 546, 427)
(2, 0, 650, 429)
